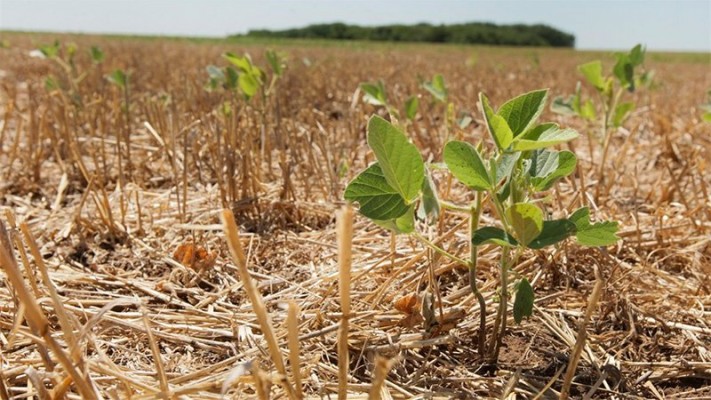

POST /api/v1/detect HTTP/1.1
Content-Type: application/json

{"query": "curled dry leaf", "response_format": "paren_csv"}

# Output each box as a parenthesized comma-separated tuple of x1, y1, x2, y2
(173, 242, 217, 272)
(393, 293, 421, 315)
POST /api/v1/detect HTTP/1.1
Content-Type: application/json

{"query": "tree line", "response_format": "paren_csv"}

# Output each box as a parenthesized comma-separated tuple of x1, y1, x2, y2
(235, 22, 575, 47)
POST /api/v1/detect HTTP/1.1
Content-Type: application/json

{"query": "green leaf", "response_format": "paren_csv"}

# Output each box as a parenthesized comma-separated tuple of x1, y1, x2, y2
(580, 99, 597, 120)
(265, 49, 286, 76)
(612, 102, 634, 127)
(506, 203, 544, 247)
(551, 95, 577, 116)
(374, 205, 416, 234)
(530, 150, 577, 191)
(106, 69, 127, 88)
(361, 82, 388, 107)
(512, 124, 579, 151)
(38, 40, 60, 58)
(629, 44, 645, 66)
(480, 93, 513, 150)
(223, 52, 257, 75)
(90, 46, 104, 64)
(491, 115, 515, 150)
(568, 207, 591, 230)
(569, 207, 620, 247)
(578, 61, 605, 91)
(238, 73, 260, 100)
(576, 221, 620, 246)
(613, 54, 635, 91)
(423, 74, 447, 102)
(225, 66, 239, 90)
(404, 96, 419, 120)
(528, 219, 577, 249)
(496, 89, 548, 137)
(417, 169, 440, 222)
(395, 206, 416, 233)
(367, 116, 424, 203)
(513, 278, 534, 324)
(495, 152, 520, 185)
(443, 140, 491, 191)
(472, 227, 518, 247)
(529, 149, 560, 178)
(344, 163, 409, 220)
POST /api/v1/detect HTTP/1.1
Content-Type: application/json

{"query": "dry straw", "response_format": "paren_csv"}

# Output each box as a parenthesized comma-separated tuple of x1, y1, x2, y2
(221, 209, 297, 399)
(337, 205, 354, 399)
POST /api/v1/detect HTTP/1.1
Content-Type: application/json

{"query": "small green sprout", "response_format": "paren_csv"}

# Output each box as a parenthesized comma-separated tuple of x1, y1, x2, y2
(106, 69, 127, 89)
(552, 44, 651, 196)
(701, 90, 711, 122)
(223, 52, 265, 100)
(359, 81, 419, 123)
(90, 46, 105, 64)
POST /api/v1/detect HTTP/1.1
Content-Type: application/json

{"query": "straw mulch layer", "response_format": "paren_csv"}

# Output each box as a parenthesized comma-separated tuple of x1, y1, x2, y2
(0, 34, 709, 399)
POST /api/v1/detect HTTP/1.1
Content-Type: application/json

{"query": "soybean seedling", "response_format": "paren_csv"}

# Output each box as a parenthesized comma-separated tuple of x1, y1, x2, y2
(551, 44, 652, 195)
(345, 88, 619, 364)
(204, 50, 289, 206)
(360, 81, 419, 125)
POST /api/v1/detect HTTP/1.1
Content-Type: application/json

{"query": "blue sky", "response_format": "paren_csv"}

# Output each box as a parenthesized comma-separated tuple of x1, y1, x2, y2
(1, 0, 709, 51)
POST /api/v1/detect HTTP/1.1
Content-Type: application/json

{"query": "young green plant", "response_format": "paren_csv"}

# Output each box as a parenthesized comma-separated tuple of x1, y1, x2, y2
(551, 44, 652, 195)
(345, 88, 620, 364)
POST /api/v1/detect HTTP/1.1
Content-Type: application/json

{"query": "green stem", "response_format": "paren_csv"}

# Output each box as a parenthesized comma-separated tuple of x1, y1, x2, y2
(597, 87, 624, 193)
(488, 246, 508, 361)
(489, 245, 525, 363)
(469, 192, 487, 357)
(412, 232, 469, 268)
(440, 200, 473, 213)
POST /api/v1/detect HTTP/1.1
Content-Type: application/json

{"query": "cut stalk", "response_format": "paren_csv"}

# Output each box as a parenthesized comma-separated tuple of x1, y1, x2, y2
(336, 206, 354, 400)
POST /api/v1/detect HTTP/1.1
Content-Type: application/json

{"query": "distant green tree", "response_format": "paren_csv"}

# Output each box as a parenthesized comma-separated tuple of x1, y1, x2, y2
(236, 22, 575, 47)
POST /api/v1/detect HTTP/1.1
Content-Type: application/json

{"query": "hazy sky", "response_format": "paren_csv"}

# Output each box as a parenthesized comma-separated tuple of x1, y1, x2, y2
(1, 0, 710, 51)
